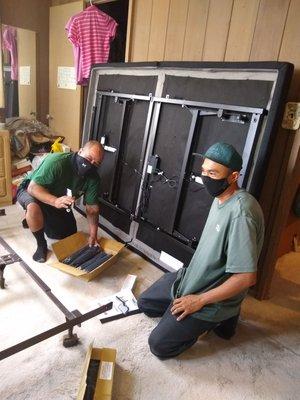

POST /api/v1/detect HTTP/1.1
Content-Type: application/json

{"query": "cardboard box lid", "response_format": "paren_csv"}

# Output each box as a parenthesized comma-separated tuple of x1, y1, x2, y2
(77, 345, 117, 400)
(93, 348, 116, 399)
(77, 342, 94, 400)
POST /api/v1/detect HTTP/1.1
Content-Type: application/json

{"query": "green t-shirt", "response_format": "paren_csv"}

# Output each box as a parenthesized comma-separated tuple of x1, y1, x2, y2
(22, 152, 100, 205)
(172, 189, 265, 322)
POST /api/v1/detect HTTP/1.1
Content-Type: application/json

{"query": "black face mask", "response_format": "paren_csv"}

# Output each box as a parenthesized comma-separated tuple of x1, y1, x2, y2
(73, 153, 94, 177)
(202, 175, 230, 197)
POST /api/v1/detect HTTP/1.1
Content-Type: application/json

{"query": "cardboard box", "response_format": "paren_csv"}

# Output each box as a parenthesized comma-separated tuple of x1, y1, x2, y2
(51, 232, 124, 281)
(77, 345, 117, 400)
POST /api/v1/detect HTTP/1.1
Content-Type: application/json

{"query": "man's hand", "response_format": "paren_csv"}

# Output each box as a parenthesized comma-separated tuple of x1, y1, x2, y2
(171, 294, 205, 321)
(54, 195, 75, 209)
(171, 272, 257, 322)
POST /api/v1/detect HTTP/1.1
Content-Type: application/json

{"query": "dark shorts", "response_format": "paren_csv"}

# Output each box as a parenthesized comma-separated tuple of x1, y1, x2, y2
(17, 185, 37, 210)
(17, 186, 77, 240)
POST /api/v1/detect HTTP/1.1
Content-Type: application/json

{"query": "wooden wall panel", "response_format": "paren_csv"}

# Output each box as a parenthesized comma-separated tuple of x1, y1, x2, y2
(202, 0, 233, 61)
(182, 0, 209, 61)
(130, 0, 152, 61)
(127, 0, 300, 294)
(250, 0, 290, 61)
(148, 0, 170, 61)
(279, 0, 300, 100)
(225, 0, 260, 61)
(164, 0, 189, 61)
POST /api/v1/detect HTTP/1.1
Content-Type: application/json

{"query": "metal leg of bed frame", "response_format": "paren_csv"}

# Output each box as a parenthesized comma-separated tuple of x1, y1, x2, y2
(0, 263, 6, 289)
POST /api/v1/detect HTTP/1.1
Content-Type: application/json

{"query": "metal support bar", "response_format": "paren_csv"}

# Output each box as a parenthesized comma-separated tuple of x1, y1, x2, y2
(168, 109, 199, 234)
(92, 92, 103, 141)
(153, 96, 264, 114)
(239, 113, 263, 186)
(136, 102, 162, 217)
(0, 263, 6, 289)
(96, 90, 264, 115)
(131, 100, 154, 215)
(0, 237, 79, 322)
(97, 91, 151, 102)
(108, 99, 131, 203)
(0, 302, 112, 361)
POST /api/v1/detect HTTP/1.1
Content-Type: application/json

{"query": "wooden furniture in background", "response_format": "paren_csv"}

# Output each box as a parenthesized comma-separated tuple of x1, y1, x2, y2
(0, 130, 12, 206)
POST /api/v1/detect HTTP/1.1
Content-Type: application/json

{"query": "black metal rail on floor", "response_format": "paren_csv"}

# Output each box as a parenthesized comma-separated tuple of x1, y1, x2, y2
(0, 236, 113, 361)
(0, 302, 112, 361)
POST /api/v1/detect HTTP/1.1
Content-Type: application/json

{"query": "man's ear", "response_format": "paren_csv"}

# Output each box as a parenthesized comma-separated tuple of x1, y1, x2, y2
(231, 171, 240, 183)
(78, 148, 83, 155)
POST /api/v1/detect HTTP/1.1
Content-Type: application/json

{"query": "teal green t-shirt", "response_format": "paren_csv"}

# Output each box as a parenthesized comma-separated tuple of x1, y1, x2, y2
(22, 152, 100, 205)
(172, 189, 265, 322)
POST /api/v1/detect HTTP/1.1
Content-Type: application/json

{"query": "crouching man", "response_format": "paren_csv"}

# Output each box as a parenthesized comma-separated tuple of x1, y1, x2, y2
(138, 142, 265, 359)
(17, 140, 104, 262)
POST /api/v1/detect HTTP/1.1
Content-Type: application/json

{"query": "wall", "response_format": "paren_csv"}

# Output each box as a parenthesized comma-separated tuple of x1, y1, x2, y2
(128, 0, 300, 98)
(128, 0, 300, 296)
(51, 0, 78, 4)
(0, 0, 51, 123)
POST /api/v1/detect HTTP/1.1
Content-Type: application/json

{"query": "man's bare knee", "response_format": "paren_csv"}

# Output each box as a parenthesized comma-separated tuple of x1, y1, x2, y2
(26, 202, 42, 216)
(26, 203, 44, 231)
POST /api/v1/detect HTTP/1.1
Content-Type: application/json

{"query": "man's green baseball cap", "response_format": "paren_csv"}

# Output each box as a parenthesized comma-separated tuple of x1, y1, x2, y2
(196, 142, 243, 171)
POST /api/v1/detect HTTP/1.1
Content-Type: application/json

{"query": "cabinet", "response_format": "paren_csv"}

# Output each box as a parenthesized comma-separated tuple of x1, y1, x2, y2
(0, 130, 12, 206)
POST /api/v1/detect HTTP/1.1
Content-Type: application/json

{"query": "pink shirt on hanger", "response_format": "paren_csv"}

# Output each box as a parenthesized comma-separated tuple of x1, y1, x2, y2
(2, 25, 18, 81)
(66, 5, 118, 85)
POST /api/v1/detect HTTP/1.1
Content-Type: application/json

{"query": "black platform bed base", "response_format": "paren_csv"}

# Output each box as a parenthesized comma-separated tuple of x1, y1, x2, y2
(78, 62, 293, 272)
(0, 236, 112, 361)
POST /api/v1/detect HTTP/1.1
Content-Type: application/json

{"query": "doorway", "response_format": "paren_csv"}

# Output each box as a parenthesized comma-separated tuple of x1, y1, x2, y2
(96, 0, 129, 63)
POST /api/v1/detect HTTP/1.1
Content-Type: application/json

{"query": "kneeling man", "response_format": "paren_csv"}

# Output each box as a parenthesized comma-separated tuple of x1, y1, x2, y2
(17, 140, 104, 262)
(138, 142, 265, 359)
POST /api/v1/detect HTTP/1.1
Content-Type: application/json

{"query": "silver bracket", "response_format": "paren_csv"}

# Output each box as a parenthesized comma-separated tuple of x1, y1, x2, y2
(0, 254, 22, 265)
(217, 109, 249, 124)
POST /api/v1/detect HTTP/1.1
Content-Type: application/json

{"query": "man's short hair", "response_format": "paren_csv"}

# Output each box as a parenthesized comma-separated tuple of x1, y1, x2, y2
(83, 140, 104, 152)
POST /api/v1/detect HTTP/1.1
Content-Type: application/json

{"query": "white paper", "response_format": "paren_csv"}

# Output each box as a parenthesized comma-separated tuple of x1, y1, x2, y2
(159, 251, 183, 270)
(121, 274, 137, 291)
(96, 288, 139, 322)
(99, 361, 113, 380)
(57, 66, 76, 90)
(19, 66, 31, 85)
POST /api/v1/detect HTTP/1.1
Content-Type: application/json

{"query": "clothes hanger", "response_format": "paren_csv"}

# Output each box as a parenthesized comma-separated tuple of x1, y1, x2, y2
(90, 0, 93, 5)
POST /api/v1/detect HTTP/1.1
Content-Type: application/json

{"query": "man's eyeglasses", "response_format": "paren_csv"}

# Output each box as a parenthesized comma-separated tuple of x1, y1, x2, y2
(115, 295, 129, 315)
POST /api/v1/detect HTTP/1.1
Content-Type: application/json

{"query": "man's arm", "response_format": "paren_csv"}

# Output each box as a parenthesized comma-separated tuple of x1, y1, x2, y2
(27, 180, 75, 209)
(171, 272, 256, 321)
(86, 204, 100, 246)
